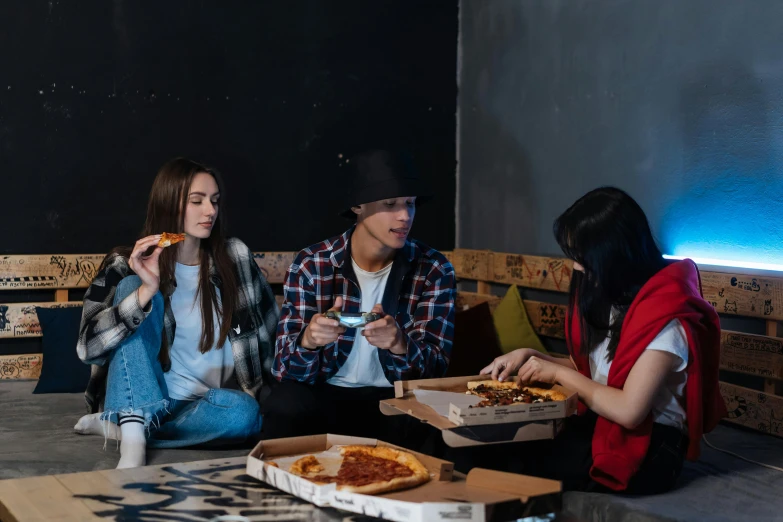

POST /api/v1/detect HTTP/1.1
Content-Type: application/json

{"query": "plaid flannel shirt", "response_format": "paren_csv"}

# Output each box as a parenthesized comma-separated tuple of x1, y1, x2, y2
(273, 228, 456, 385)
(78, 238, 279, 413)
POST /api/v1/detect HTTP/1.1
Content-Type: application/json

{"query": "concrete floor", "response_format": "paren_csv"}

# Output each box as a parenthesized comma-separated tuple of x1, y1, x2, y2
(0, 380, 250, 480)
(4, 379, 783, 522)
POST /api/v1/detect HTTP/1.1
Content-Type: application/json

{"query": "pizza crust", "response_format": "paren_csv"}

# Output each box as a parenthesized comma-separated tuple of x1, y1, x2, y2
(467, 380, 519, 391)
(522, 386, 567, 402)
(289, 455, 324, 475)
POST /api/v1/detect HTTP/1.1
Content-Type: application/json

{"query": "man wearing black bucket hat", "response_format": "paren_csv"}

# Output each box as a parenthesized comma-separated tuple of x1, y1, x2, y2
(261, 149, 456, 440)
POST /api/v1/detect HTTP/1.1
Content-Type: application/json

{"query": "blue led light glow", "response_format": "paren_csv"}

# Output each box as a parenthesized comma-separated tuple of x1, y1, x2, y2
(663, 255, 783, 272)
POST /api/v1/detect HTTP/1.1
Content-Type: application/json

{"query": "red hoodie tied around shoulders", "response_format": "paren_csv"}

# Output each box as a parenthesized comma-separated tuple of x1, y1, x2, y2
(566, 260, 727, 491)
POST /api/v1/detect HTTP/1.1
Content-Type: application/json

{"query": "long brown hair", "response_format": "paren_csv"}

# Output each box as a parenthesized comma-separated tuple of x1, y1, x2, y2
(104, 158, 239, 361)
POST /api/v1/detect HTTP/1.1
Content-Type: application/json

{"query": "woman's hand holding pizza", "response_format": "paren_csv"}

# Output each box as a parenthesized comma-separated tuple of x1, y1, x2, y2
(481, 348, 540, 382)
(129, 235, 163, 308)
(363, 304, 407, 355)
(517, 356, 560, 385)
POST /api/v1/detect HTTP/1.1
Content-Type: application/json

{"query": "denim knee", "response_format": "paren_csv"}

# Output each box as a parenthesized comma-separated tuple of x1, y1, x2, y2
(114, 275, 163, 314)
(206, 389, 261, 436)
(206, 389, 258, 411)
(115, 275, 143, 302)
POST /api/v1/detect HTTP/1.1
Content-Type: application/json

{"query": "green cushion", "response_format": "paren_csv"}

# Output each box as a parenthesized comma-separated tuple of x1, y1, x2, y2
(492, 285, 547, 354)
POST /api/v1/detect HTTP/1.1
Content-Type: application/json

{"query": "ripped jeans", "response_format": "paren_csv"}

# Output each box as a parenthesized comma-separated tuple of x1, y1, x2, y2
(102, 275, 262, 448)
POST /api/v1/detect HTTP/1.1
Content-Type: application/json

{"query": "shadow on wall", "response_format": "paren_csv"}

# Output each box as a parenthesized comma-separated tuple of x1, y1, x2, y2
(662, 62, 783, 264)
(464, 110, 539, 252)
(461, 4, 540, 252)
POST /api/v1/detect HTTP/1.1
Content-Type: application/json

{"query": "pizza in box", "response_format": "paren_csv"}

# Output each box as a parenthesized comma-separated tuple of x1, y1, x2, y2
(267, 445, 430, 495)
(467, 380, 567, 408)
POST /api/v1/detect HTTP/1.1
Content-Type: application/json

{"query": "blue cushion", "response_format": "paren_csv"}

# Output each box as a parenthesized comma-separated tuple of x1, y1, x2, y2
(32, 306, 90, 394)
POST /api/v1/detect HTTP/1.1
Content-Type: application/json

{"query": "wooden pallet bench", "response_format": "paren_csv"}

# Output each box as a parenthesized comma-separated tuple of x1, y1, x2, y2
(2, 248, 781, 438)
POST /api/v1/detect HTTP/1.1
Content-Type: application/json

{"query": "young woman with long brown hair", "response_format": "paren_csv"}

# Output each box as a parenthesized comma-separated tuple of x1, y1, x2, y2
(73, 158, 278, 468)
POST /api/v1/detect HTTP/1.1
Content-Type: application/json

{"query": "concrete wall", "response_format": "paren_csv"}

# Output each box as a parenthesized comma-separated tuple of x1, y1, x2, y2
(458, 0, 783, 266)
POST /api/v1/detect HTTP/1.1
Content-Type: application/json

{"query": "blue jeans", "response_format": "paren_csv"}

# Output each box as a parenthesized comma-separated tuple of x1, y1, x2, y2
(102, 275, 262, 448)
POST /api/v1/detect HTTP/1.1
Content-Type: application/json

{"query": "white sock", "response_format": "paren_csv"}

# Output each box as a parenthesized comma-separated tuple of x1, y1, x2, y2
(116, 414, 146, 469)
(74, 413, 121, 440)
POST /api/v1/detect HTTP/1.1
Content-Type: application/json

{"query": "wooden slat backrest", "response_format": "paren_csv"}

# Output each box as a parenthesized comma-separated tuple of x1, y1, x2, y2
(452, 249, 783, 322)
(451, 249, 574, 293)
(2, 249, 782, 386)
(0, 252, 296, 288)
(0, 255, 104, 290)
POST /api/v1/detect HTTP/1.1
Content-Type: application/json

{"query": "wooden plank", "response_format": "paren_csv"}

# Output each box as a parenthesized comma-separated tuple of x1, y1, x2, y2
(0, 354, 42, 380)
(452, 249, 573, 293)
(764, 321, 783, 394)
(55, 289, 68, 302)
(767, 321, 779, 338)
(0, 473, 97, 522)
(720, 381, 783, 438)
(452, 250, 783, 321)
(721, 330, 783, 382)
(492, 253, 573, 293)
(450, 249, 492, 282)
(0, 302, 82, 339)
(476, 281, 491, 295)
(700, 270, 783, 321)
(0, 252, 296, 289)
(252, 251, 295, 284)
(7, 456, 317, 522)
(455, 291, 502, 313)
(525, 300, 568, 339)
(0, 254, 105, 290)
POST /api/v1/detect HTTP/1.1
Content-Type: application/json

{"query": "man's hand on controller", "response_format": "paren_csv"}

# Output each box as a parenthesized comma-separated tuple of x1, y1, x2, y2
(362, 304, 407, 354)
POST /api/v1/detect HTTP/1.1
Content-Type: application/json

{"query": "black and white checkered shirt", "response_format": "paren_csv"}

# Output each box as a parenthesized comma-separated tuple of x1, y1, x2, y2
(79, 238, 279, 412)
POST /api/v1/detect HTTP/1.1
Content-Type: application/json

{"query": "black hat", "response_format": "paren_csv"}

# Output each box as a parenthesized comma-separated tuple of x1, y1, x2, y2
(339, 149, 432, 219)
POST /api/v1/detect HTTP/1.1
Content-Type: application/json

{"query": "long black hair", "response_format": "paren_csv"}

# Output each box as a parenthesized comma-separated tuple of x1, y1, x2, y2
(554, 187, 667, 361)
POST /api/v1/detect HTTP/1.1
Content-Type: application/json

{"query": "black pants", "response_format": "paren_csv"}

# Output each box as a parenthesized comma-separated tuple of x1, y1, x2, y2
(516, 411, 689, 494)
(259, 381, 429, 449)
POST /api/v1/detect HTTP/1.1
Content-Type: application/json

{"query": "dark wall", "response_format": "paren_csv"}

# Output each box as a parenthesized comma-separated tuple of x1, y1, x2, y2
(459, 0, 783, 266)
(0, 1, 458, 255)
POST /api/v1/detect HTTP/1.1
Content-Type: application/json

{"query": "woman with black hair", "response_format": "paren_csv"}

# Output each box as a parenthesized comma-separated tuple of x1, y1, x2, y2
(481, 187, 726, 494)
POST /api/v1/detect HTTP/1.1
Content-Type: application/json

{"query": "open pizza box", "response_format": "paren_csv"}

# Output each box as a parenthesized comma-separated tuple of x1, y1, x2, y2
(246, 433, 561, 522)
(379, 375, 578, 447)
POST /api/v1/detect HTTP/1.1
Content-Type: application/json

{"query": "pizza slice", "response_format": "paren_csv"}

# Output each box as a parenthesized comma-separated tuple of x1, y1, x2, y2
(337, 445, 430, 495)
(287, 445, 430, 495)
(158, 232, 186, 247)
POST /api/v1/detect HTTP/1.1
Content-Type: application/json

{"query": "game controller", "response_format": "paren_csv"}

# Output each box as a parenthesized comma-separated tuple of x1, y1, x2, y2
(324, 311, 382, 329)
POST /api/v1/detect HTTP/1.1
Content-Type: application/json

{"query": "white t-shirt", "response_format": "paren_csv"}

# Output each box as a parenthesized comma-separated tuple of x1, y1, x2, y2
(164, 263, 236, 401)
(327, 259, 394, 388)
(589, 318, 689, 431)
